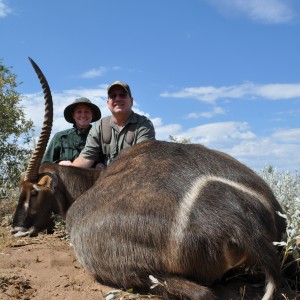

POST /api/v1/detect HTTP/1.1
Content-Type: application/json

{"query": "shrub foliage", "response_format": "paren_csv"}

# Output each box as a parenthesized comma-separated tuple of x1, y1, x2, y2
(0, 60, 34, 187)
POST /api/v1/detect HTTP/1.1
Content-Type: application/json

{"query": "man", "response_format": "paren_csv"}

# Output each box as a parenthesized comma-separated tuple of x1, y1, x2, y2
(72, 80, 155, 168)
(42, 97, 101, 166)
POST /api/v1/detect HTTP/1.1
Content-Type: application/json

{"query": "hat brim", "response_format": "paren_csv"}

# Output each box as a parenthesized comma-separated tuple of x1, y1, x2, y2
(64, 102, 101, 123)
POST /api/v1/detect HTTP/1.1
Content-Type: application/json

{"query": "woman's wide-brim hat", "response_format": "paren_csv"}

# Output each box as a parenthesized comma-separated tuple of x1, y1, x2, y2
(64, 97, 101, 123)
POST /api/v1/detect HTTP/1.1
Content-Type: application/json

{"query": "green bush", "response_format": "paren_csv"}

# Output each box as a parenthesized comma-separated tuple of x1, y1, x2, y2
(258, 166, 300, 273)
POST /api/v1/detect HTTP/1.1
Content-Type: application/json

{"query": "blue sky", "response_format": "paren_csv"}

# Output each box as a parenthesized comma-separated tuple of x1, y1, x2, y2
(1, 0, 300, 172)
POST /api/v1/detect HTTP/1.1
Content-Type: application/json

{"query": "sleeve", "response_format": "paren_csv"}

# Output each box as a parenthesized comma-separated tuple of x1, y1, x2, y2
(79, 121, 104, 161)
(135, 117, 156, 144)
(41, 133, 61, 164)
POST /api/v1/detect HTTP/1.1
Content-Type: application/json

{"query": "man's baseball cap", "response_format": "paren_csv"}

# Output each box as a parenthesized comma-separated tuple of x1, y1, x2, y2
(107, 80, 132, 98)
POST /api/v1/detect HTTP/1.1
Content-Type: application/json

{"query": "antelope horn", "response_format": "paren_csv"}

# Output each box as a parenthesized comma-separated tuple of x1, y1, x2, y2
(24, 57, 53, 182)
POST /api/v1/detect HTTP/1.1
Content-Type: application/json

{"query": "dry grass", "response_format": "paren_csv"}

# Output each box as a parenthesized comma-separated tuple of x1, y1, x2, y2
(0, 197, 17, 227)
(0, 196, 19, 249)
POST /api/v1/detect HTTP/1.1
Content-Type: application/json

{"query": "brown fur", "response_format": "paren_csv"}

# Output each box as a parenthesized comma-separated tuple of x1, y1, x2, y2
(66, 140, 286, 300)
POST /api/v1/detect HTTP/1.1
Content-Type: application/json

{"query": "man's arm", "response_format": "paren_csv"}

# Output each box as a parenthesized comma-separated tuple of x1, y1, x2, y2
(72, 121, 103, 168)
(136, 117, 156, 143)
(72, 156, 95, 168)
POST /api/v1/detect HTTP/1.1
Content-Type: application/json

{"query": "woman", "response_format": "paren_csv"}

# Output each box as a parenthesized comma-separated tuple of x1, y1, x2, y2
(42, 97, 101, 166)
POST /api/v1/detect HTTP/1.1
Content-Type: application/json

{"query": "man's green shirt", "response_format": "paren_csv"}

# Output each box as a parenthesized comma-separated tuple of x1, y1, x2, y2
(79, 111, 155, 165)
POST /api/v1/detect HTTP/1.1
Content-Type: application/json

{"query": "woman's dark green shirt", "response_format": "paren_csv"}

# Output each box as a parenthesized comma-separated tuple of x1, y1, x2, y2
(41, 125, 91, 164)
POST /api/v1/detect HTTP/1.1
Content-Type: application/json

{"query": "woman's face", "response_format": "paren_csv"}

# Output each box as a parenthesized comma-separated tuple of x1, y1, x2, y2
(72, 104, 93, 129)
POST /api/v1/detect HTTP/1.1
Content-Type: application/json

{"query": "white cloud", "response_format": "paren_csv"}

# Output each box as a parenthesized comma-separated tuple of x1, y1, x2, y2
(81, 66, 124, 78)
(227, 138, 300, 171)
(176, 123, 300, 171)
(272, 128, 300, 142)
(0, 0, 12, 17)
(152, 118, 182, 140)
(207, 0, 295, 24)
(161, 82, 300, 103)
(256, 84, 300, 99)
(81, 67, 107, 78)
(180, 121, 255, 146)
(167, 121, 300, 171)
(156, 124, 182, 140)
(186, 106, 226, 119)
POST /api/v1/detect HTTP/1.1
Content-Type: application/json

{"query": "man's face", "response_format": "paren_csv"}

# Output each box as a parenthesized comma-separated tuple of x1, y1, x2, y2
(107, 86, 133, 116)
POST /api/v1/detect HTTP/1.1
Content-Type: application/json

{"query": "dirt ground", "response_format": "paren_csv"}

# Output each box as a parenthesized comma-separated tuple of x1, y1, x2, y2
(0, 226, 299, 300)
(0, 226, 112, 300)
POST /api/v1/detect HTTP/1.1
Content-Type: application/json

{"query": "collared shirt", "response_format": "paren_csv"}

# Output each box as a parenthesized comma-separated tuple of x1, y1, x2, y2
(79, 111, 156, 165)
(42, 125, 91, 164)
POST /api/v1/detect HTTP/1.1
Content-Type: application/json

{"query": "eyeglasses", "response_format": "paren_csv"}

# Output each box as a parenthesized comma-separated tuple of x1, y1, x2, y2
(108, 93, 128, 99)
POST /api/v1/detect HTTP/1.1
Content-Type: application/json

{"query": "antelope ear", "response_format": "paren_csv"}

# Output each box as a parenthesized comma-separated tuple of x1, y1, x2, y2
(33, 174, 58, 191)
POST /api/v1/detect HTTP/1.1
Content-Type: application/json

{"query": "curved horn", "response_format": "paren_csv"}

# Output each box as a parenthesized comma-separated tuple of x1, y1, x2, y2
(24, 57, 53, 182)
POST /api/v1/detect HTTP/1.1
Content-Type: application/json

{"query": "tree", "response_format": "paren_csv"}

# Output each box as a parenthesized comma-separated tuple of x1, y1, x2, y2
(0, 60, 34, 187)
